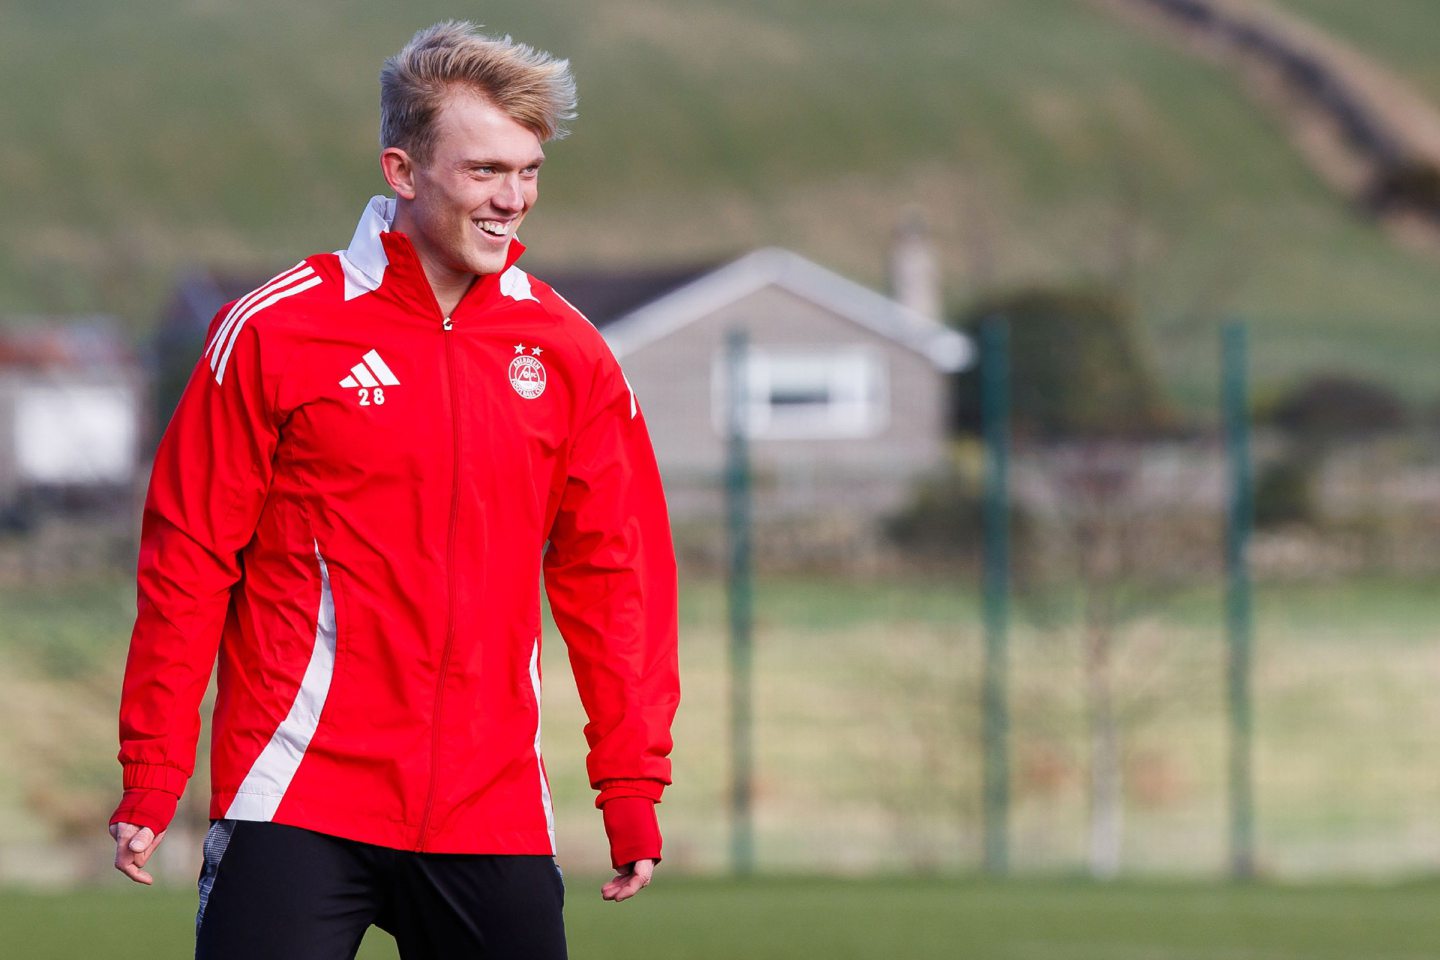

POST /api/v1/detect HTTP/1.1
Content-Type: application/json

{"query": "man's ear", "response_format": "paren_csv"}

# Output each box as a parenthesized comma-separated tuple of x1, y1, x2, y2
(380, 147, 419, 200)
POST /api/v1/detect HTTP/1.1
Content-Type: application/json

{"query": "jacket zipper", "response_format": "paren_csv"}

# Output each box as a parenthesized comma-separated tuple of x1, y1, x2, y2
(418, 314, 461, 847)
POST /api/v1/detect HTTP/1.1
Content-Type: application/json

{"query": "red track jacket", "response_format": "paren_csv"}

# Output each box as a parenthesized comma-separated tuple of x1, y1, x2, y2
(112, 197, 679, 866)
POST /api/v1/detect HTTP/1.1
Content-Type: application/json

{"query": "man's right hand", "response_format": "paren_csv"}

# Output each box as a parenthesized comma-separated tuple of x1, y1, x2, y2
(110, 821, 166, 885)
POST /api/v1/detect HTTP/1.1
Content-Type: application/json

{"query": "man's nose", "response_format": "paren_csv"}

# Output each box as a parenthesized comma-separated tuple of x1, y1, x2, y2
(494, 175, 525, 211)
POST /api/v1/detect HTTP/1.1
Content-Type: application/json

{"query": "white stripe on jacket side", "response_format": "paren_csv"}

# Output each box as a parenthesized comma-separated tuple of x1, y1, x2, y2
(529, 638, 557, 853)
(224, 541, 337, 821)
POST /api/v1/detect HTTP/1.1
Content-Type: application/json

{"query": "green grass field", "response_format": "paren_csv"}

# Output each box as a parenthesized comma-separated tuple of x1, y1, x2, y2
(7, 0, 1440, 407)
(3, 566, 1440, 881)
(7, 877, 1440, 959)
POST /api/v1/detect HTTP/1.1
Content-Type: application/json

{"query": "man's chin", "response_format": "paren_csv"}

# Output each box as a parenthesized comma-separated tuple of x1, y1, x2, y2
(469, 246, 511, 277)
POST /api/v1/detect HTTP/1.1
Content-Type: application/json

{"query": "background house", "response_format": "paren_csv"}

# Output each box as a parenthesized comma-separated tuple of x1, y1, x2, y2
(549, 247, 969, 523)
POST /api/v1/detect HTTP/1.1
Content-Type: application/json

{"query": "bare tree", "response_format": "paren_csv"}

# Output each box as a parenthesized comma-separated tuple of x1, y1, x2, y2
(1017, 438, 1216, 877)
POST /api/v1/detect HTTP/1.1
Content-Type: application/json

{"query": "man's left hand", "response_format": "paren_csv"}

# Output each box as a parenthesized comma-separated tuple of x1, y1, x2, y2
(601, 858, 654, 902)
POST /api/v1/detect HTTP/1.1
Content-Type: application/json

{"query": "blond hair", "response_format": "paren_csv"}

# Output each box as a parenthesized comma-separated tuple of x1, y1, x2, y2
(380, 21, 577, 162)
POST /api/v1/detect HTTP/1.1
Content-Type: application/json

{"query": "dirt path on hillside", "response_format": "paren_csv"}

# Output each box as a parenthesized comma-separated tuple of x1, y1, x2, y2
(1092, 0, 1440, 255)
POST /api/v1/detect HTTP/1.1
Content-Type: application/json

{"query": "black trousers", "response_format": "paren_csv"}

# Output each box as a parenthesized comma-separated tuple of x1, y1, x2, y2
(194, 820, 567, 960)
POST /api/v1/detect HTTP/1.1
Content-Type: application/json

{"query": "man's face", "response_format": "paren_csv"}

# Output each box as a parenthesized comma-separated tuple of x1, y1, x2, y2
(396, 91, 544, 283)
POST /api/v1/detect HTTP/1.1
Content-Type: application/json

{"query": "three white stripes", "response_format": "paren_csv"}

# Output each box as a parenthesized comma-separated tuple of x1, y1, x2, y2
(205, 261, 323, 385)
(339, 350, 401, 389)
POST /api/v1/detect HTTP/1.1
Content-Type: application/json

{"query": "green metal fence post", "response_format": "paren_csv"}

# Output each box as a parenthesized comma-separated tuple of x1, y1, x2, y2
(725, 328, 756, 876)
(980, 315, 1011, 875)
(1222, 320, 1256, 880)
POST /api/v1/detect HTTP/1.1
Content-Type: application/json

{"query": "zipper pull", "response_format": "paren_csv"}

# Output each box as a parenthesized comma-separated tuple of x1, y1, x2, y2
(442, 316, 454, 331)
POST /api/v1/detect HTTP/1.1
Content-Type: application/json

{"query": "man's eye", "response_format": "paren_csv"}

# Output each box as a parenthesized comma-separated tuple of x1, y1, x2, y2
(474, 166, 495, 176)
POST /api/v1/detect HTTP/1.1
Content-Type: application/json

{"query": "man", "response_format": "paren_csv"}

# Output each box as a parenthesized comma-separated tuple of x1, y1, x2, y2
(108, 21, 679, 959)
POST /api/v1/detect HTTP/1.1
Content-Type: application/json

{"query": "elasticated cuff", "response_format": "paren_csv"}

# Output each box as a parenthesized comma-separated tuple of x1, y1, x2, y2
(601, 796, 661, 869)
(594, 777, 665, 807)
(120, 761, 189, 796)
(109, 787, 179, 835)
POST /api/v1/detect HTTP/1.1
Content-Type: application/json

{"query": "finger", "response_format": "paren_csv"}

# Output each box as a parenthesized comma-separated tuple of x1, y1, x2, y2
(128, 827, 155, 853)
(121, 861, 154, 885)
(132, 830, 166, 867)
(113, 848, 154, 885)
(603, 863, 633, 889)
(113, 835, 133, 870)
(614, 873, 646, 901)
(602, 872, 646, 902)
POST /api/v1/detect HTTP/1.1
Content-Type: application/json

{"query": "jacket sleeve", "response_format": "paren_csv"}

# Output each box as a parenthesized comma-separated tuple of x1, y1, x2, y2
(543, 356, 679, 867)
(110, 314, 283, 834)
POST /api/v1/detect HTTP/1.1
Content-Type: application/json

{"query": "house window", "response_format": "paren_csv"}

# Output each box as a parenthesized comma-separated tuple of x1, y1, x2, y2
(712, 346, 888, 439)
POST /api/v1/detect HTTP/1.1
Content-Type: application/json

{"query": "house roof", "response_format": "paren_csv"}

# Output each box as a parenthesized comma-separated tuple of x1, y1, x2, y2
(534, 262, 717, 328)
(597, 247, 972, 372)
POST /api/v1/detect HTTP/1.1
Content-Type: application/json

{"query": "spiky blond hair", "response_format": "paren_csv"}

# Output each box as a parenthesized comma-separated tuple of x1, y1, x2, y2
(380, 21, 577, 162)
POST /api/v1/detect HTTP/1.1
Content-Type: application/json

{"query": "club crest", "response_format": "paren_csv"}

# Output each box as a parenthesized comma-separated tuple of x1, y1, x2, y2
(509, 347, 547, 399)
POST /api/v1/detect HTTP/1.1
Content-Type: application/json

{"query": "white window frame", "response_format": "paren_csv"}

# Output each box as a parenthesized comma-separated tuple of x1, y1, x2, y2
(711, 345, 889, 440)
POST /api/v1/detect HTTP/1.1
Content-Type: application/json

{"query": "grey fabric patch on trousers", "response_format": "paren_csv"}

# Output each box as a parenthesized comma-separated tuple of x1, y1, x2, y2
(195, 819, 237, 936)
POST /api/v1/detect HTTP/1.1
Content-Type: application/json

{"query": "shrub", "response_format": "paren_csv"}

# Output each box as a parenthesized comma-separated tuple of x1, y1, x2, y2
(1254, 454, 1319, 528)
(1264, 373, 1407, 439)
(953, 286, 1174, 439)
(885, 449, 1029, 562)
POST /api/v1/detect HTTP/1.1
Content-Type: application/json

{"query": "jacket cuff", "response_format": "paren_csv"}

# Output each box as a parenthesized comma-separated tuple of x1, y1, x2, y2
(121, 761, 189, 796)
(601, 796, 662, 869)
(109, 787, 180, 835)
(594, 777, 666, 807)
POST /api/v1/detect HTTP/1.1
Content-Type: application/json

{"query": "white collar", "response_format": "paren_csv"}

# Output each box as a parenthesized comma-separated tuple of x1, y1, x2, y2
(336, 196, 394, 301)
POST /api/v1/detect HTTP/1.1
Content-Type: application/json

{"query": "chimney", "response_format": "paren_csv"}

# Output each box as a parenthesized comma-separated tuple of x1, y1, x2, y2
(889, 210, 941, 321)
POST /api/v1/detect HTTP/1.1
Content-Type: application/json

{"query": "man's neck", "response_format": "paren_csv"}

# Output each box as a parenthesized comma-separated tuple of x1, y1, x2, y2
(421, 263, 476, 319)
(390, 202, 477, 318)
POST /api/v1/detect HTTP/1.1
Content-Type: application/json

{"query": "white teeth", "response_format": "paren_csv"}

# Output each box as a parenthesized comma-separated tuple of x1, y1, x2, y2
(477, 220, 507, 236)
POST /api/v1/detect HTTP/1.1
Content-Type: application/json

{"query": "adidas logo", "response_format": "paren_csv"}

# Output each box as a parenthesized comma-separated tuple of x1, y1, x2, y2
(339, 350, 401, 389)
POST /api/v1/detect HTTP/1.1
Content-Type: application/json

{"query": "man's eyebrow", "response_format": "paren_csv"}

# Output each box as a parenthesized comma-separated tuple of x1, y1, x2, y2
(459, 155, 546, 169)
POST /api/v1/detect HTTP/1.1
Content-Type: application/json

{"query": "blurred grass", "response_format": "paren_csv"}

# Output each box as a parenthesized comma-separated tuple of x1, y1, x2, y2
(3, 570, 1440, 877)
(7, 877, 1440, 959)
(6, 1, 1440, 406)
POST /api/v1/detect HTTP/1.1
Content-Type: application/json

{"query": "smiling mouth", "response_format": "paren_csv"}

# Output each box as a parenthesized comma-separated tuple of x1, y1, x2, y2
(474, 219, 513, 241)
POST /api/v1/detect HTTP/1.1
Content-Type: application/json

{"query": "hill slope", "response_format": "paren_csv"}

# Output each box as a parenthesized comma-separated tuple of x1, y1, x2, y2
(5, 0, 1440, 406)
(1282, 0, 1440, 105)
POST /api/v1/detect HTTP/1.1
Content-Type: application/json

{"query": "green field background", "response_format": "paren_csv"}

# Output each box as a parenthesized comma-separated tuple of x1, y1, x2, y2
(5, 572, 1439, 883)
(8, 878, 1440, 959)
